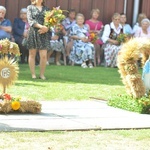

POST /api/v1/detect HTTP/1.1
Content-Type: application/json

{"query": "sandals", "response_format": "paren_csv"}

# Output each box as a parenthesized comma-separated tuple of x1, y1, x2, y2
(81, 63, 88, 68)
(32, 74, 46, 80)
(56, 62, 61, 66)
(81, 63, 93, 68)
(88, 63, 93, 68)
(32, 75, 36, 79)
(39, 76, 46, 80)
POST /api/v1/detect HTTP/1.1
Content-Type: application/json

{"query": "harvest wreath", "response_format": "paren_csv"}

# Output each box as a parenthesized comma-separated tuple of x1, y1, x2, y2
(117, 37, 150, 98)
(0, 39, 42, 114)
(0, 93, 41, 114)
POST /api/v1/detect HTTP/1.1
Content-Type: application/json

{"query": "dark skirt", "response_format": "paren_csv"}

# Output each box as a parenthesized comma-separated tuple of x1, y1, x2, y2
(27, 27, 51, 51)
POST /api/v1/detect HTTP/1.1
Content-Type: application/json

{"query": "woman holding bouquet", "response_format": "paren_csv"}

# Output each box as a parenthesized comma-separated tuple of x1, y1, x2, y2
(27, 0, 50, 79)
(70, 13, 95, 68)
(101, 13, 123, 67)
(85, 9, 103, 66)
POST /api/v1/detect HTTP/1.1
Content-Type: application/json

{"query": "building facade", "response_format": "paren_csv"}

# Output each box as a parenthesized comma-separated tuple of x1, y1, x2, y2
(0, 0, 149, 26)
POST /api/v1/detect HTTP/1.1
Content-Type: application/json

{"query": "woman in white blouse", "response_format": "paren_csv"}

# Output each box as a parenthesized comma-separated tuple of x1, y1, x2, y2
(134, 18, 150, 38)
(101, 13, 123, 67)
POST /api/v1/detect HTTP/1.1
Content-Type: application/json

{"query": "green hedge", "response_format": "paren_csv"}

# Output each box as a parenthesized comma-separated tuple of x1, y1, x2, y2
(108, 95, 150, 114)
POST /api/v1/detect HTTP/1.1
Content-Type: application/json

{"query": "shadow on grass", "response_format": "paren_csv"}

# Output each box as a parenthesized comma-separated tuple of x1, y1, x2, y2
(18, 64, 123, 86)
(15, 82, 46, 87)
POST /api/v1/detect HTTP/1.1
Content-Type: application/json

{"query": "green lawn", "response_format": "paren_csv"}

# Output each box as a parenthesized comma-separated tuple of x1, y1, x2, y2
(2, 64, 150, 150)
(8, 64, 125, 101)
(0, 130, 150, 150)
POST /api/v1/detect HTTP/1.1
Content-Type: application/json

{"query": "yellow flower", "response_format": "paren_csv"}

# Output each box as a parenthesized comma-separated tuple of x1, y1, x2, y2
(11, 101, 20, 110)
(49, 18, 54, 23)
(53, 18, 57, 23)
(57, 9, 62, 14)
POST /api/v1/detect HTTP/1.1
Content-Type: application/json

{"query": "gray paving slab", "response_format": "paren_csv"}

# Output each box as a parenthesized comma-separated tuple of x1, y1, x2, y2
(0, 100, 150, 131)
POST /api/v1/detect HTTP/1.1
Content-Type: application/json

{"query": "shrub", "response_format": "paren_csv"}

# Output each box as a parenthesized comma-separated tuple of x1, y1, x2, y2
(108, 94, 150, 114)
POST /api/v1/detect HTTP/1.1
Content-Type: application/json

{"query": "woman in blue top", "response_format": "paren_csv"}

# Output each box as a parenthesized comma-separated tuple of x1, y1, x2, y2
(13, 8, 29, 63)
(0, 6, 12, 40)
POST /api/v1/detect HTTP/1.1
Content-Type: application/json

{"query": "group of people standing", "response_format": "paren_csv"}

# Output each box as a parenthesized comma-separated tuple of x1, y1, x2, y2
(0, 0, 150, 79)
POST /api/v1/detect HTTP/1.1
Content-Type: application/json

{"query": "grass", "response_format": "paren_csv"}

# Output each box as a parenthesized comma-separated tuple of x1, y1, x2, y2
(7, 64, 125, 101)
(2, 64, 150, 150)
(7, 64, 150, 113)
(0, 130, 150, 150)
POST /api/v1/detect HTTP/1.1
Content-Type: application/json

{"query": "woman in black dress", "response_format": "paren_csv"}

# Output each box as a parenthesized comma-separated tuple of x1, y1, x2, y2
(27, 0, 50, 79)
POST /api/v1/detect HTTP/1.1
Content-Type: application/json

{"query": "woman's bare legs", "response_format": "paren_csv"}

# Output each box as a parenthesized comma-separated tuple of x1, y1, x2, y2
(47, 50, 53, 65)
(95, 44, 101, 65)
(55, 52, 61, 65)
(39, 50, 47, 79)
(28, 49, 37, 78)
(66, 40, 73, 56)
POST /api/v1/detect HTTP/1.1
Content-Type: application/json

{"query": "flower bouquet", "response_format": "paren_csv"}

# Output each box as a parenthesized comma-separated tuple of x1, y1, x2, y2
(0, 93, 41, 114)
(117, 33, 128, 44)
(87, 32, 98, 44)
(44, 6, 66, 29)
(54, 23, 64, 36)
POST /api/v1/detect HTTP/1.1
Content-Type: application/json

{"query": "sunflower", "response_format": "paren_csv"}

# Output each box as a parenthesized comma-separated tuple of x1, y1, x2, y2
(0, 57, 19, 92)
(11, 101, 20, 110)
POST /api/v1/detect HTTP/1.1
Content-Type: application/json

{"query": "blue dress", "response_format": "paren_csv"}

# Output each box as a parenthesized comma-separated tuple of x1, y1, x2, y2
(62, 17, 76, 32)
(69, 24, 95, 64)
(142, 58, 150, 91)
(62, 18, 76, 43)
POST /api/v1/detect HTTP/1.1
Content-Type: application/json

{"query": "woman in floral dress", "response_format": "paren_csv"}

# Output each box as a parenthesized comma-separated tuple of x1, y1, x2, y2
(62, 9, 76, 63)
(70, 13, 95, 68)
(27, 0, 50, 79)
(101, 13, 123, 67)
(47, 25, 65, 66)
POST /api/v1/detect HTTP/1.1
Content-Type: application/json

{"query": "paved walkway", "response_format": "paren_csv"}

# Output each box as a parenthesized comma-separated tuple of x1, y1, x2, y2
(0, 100, 150, 131)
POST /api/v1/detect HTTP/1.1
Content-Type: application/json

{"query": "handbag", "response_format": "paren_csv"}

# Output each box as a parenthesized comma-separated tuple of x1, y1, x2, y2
(22, 38, 27, 46)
